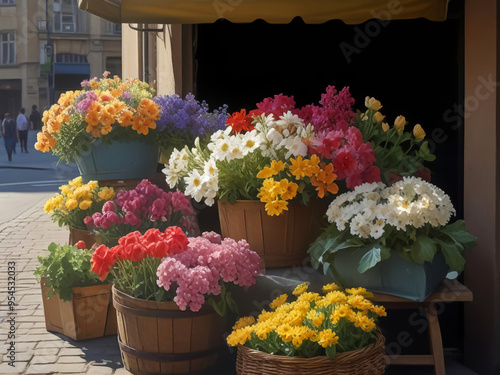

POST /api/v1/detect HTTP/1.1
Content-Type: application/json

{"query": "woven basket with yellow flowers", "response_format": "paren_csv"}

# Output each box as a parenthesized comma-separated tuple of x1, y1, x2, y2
(35, 72, 161, 182)
(227, 282, 387, 375)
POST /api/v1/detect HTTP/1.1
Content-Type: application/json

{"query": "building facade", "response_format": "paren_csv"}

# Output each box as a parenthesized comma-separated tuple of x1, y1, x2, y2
(0, 0, 121, 127)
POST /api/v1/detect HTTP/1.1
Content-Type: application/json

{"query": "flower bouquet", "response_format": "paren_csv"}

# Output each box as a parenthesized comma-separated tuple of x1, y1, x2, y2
(91, 227, 262, 374)
(44, 176, 115, 230)
(228, 283, 386, 374)
(355, 97, 435, 185)
(153, 93, 228, 162)
(84, 179, 197, 245)
(308, 177, 476, 300)
(35, 72, 161, 182)
(34, 242, 116, 340)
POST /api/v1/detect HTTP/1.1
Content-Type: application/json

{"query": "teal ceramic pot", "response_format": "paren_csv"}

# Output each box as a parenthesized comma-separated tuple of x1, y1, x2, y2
(75, 140, 159, 183)
(330, 249, 449, 302)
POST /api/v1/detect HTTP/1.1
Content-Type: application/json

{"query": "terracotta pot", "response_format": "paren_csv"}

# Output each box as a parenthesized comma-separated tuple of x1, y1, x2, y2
(68, 227, 102, 248)
(113, 286, 224, 375)
(218, 200, 326, 268)
(40, 278, 117, 341)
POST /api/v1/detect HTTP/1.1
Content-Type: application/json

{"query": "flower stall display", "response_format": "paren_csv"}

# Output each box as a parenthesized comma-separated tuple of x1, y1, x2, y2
(84, 179, 197, 245)
(153, 93, 228, 162)
(43, 176, 115, 246)
(308, 177, 477, 301)
(355, 96, 436, 185)
(34, 72, 161, 182)
(34, 242, 116, 340)
(163, 86, 381, 267)
(91, 228, 262, 374)
(228, 283, 386, 375)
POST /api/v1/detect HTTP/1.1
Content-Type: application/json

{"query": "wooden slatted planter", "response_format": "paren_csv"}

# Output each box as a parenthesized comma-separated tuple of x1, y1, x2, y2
(40, 278, 117, 340)
(113, 286, 225, 375)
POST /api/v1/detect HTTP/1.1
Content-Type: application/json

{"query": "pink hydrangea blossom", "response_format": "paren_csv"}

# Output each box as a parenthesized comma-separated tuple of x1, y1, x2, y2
(157, 234, 262, 312)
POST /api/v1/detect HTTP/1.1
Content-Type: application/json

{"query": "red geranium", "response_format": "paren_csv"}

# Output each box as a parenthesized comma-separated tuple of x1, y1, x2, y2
(226, 109, 254, 134)
(91, 244, 119, 281)
(164, 226, 189, 255)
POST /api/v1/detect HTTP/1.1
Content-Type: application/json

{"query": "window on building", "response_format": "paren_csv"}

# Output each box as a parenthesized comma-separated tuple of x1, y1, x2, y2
(0, 31, 16, 64)
(107, 22, 122, 35)
(1, 0, 16, 5)
(53, 0, 76, 33)
(55, 53, 88, 63)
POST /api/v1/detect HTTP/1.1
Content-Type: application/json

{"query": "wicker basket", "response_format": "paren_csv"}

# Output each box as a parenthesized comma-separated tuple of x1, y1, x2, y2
(236, 329, 386, 375)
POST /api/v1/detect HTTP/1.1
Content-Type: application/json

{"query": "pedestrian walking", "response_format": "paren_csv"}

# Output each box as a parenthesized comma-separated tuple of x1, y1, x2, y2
(17, 107, 29, 153)
(2, 113, 18, 161)
(29, 104, 41, 130)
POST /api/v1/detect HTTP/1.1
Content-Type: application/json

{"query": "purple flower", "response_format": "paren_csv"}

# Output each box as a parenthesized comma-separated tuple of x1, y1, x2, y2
(122, 91, 131, 99)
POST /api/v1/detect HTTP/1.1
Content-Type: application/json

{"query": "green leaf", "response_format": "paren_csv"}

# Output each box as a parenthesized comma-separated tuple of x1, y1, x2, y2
(325, 345, 337, 359)
(358, 247, 382, 273)
(441, 220, 477, 250)
(410, 235, 437, 264)
(419, 141, 436, 161)
(435, 239, 466, 272)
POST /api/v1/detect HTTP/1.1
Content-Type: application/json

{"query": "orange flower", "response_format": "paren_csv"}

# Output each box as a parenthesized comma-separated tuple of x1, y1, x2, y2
(131, 115, 156, 135)
(315, 163, 337, 185)
(137, 98, 160, 119)
(100, 91, 114, 102)
(118, 109, 134, 127)
(89, 80, 100, 89)
(34, 132, 56, 152)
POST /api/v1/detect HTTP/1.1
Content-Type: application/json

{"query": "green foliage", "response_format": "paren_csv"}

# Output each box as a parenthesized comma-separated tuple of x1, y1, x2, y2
(34, 243, 105, 301)
(308, 219, 476, 278)
(354, 108, 435, 184)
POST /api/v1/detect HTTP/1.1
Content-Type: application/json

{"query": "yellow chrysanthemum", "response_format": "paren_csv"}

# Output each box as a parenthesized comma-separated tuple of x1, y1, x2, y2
(312, 313, 325, 328)
(270, 294, 288, 310)
(345, 287, 373, 298)
(322, 283, 341, 293)
(293, 283, 309, 296)
(98, 188, 115, 201)
(65, 198, 78, 210)
(264, 199, 288, 216)
(318, 329, 339, 348)
(232, 316, 255, 330)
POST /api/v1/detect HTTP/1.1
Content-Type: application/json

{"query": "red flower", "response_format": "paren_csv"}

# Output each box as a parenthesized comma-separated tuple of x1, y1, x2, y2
(414, 168, 431, 182)
(75, 241, 86, 250)
(333, 151, 358, 179)
(164, 226, 189, 255)
(91, 244, 119, 281)
(226, 109, 254, 134)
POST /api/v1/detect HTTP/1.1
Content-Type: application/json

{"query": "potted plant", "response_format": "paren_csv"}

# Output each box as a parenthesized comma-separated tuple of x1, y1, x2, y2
(34, 241, 117, 341)
(91, 227, 262, 375)
(44, 176, 115, 246)
(308, 177, 477, 301)
(227, 282, 386, 374)
(153, 93, 228, 163)
(163, 86, 382, 267)
(84, 179, 198, 245)
(34, 71, 161, 182)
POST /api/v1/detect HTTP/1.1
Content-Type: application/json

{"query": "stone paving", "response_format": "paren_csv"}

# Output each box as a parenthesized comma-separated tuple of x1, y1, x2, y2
(0, 193, 132, 375)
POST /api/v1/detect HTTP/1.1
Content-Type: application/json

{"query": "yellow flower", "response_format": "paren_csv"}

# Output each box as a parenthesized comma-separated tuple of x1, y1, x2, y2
(65, 198, 78, 210)
(347, 295, 374, 311)
(98, 188, 115, 201)
(270, 294, 288, 310)
(318, 329, 339, 348)
(322, 283, 340, 293)
(289, 155, 309, 179)
(312, 313, 325, 328)
(370, 305, 387, 317)
(232, 316, 255, 330)
(394, 115, 406, 131)
(373, 111, 385, 123)
(324, 291, 347, 304)
(69, 176, 82, 187)
(280, 180, 298, 201)
(256, 160, 284, 179)
(276, 324, 294, 342)
(43, 199, 55, 214)
(345, 287, 374, 299)
(79, 200, 92, 210)
(413, 124, 426, 142)
(381, 122, 390, 132)
(264, 200, 288, 216)
(365, 96, 382, 111)
(292, 282, 309, 296)
(59, 185, 72, 197)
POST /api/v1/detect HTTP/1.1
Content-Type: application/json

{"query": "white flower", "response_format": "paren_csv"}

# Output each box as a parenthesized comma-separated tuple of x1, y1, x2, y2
(276, 111, 304, 130)
(184, 170, 205, 202)
(210, 136, 232, 161)
(228, 136, 244, 161)
(241, 130, 260, 156)
(283, 136, 308, 158)
(163, 166, 181, 189)
(203, 158, 218, 178)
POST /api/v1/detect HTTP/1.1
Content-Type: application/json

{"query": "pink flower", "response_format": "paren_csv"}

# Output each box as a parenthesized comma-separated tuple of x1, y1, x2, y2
(124, 211, 140, 226)
(102, 201, 116, 213)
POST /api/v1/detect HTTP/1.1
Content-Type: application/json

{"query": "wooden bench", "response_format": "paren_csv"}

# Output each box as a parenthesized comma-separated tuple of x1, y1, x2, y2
(370, 279, 473, 375)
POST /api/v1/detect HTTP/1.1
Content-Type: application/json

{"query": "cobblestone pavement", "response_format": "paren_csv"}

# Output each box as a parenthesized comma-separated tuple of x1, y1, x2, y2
(0, 193, 132, 375)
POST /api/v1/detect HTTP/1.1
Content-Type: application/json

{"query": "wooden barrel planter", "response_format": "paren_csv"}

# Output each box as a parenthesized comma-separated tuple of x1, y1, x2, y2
(68, 227, 102, 248)
(218, 200, 326, 268)
(40, 278, 117, 341)
(113, 286, 225, 374)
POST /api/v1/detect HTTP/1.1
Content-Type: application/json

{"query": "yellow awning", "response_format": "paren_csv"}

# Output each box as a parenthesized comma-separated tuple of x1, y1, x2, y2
(78, 0, 449, 25)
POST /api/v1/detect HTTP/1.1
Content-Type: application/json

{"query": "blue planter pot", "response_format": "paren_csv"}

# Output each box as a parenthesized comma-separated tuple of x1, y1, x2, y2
(331, 249, 449, 302)
(75, 140, 159, 183)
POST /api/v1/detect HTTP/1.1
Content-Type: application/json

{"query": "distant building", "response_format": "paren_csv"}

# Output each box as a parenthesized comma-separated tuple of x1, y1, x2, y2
(0, 0, 121, 120)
